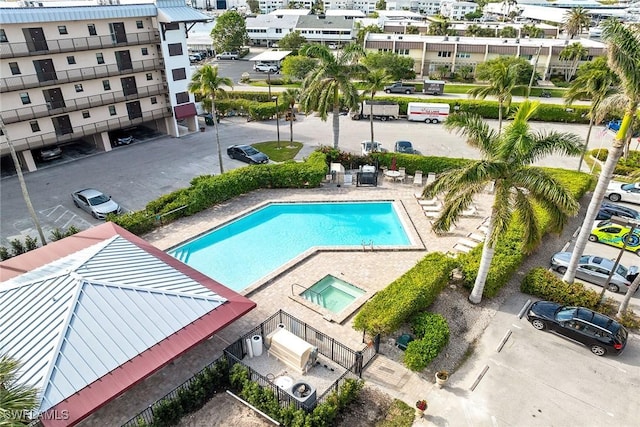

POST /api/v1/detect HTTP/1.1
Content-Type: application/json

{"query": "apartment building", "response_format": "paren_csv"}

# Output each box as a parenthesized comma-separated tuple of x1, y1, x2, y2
(246, 13, 355, 45)
(0, 0, 210, 172)
(383, 21, 560, 39)
(364, 33, 607, 79)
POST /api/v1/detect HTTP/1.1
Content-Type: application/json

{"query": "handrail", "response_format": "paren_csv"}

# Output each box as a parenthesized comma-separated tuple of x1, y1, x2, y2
(291, 283, 324, 306)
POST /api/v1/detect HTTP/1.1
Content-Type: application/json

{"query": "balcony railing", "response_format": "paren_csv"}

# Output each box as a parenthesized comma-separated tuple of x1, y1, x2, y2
(1, 83, 168, 124)
(0, 58, 164, 93)
(0, 31, 160, 59)
(0, 107, 172, 155)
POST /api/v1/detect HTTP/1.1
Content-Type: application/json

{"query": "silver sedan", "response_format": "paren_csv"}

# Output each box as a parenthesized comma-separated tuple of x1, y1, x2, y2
(550, 252, 638, 293)
(71, 188, 122, 220)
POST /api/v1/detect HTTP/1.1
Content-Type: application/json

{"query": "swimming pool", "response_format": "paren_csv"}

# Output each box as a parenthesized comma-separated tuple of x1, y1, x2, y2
(169, 201, 411, 291)
(301, 275, 366, 314)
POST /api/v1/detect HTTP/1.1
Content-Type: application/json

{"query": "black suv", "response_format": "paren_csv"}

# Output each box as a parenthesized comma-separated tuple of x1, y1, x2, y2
(596, 201, 640, 221)
(527, 301, 628, 356)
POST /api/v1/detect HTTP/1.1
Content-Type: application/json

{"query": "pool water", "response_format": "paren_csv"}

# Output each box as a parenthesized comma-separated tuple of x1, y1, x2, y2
(301, 275, 365, 313)
(169, 202, 410, 291)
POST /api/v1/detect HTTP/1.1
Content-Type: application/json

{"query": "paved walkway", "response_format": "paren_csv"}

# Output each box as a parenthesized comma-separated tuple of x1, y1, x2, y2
(79, 179, 495, 426)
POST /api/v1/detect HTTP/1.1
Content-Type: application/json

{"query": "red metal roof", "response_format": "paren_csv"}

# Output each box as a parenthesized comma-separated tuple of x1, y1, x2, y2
(0, 223, 256, 427)
(174, 102, 197, 119)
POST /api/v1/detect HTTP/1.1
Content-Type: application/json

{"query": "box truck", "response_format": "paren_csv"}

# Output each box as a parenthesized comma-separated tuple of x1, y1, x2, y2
(407, 103, 450, 123)
(422, 80, 445, 95)
(351, 100, 400, 121)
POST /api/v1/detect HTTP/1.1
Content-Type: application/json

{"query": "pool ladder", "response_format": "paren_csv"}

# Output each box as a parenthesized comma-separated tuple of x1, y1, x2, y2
(361, 240, 374, 251)
(292, 283, 325, 306)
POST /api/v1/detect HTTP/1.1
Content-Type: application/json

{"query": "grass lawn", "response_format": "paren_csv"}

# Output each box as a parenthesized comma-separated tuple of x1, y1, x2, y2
(252, 141, 303, 162)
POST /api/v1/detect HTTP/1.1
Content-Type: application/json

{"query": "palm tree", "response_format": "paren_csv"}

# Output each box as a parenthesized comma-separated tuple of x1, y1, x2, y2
(564, 57, 618, 171)
(559, 42, 588, 82)
(280, 88, 300, 145)
(360, 69, 393, 146)
(426, 100, 583, 304)
(466, 24, 483, 37)
(468, 60, 520, 134)
(522, 24, 543, 39)
(618, 272, 640, 317)
(563, 7, 591, 39)
(188, 65, 233, 174)
(562, 20, 640, 284)
(299, 44, 366, 149)
(0, 353, 39, 425)
(428, 17, 451, 36)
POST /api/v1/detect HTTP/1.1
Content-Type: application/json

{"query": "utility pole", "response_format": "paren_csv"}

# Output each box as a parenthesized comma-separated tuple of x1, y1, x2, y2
(0, 115, 47, 246)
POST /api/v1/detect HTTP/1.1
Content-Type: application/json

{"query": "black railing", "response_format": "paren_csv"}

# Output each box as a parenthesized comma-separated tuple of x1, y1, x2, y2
(0, 31, 160, 59)
(2, 83, 168, 124)
(1, 58, 163, 93)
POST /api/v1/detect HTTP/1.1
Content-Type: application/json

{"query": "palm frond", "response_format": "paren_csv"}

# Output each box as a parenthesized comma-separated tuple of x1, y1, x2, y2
(444, 113, 498, 155)
(512, 189, 541, 253)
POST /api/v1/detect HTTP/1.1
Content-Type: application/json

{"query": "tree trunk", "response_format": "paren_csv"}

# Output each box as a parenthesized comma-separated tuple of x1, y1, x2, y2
(577, 115, 595, 171)
(289, 105, 294, 144)
(497, 100, 503, 134)
(370, 96, 375, 146)
(469, 215, 497, 304)
(332, 87, 340, 149)
(562, 106, 635, 283)
(618, 273, 640, 317)
(212, 98, 224, 174)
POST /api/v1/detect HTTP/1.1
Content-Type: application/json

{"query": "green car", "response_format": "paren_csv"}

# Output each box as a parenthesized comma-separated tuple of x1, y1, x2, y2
(589, 221, 640, 256)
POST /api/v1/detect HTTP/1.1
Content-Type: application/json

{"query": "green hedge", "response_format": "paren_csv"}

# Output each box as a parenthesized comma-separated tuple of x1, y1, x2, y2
(111, 151, 327, 234)
(520, 268, 601, 309)
(403, 312, 450, 371)
(589, 148, 640, 177)
(353, 252, 456, 335)
(455, 168, 594, 298)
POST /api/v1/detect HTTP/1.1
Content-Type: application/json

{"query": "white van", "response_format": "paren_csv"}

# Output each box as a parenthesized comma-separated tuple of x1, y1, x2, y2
(407, 102, 450, 123)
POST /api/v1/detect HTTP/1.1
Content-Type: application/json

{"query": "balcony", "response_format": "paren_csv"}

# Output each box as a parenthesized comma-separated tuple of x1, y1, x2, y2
(0, 58, 164, 93)
(1, 107, 173, 155)
(1, 83, 168, 124)
(0, 31, 160, 59)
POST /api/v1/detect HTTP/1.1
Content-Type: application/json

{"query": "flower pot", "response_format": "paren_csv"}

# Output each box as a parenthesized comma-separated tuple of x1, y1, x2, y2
(435, 371, 448, 388)
(415, 408, 425, 418)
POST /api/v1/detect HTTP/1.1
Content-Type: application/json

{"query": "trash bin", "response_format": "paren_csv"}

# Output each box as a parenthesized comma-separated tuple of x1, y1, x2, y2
(204, 114, 214, 126)
(200, 126, 205, 132)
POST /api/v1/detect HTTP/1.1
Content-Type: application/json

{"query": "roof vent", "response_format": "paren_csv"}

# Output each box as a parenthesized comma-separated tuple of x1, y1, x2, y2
(515, 38, 520, 44)
(503, 39, 508, 43)
(444, 35, 449, 41)
(454, 36, 459, 41)
(398, 36, 403, 40)
(318, 14, 326, 19)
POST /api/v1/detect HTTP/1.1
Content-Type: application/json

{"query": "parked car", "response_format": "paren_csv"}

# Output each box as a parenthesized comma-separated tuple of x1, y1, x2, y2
(227, 144, 269, 164)
(605, 181, 640, 205)
(361, 141, 385, 156)
(596, 201, 640, 221)
(216, 51, 239, 60)
(71, 188, 122, 220)
(113, 135, 134, 146)
(36, 145, 62, 161)
(254, 62, 278, 73)
(526, 301, 628, 356)
(189, 55, 200, 63)
(394, 140, 415, 154)
(589, 220, 640, 256)
(550, 252, 638, 293)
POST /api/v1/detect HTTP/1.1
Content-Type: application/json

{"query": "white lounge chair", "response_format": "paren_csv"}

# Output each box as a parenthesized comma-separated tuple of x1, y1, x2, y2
(413, 170, 423, 186)
(417, 197, 439, 206)
(426, 172, 436, 185)
(422, 204, 442, 212)
(467, 232, 486, 243)
(461, 205, 478, 217)
(453, 243, 473, 253)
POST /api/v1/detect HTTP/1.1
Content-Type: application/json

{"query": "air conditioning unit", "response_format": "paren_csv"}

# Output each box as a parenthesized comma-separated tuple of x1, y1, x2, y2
(288, 381, 317, 410)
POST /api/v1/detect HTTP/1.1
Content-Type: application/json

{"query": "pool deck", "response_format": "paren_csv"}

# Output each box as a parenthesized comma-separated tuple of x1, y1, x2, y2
(80, 179, 495, 427)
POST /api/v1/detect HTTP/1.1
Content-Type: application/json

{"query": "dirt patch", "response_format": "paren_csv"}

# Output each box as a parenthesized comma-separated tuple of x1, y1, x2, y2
(178, 386, 395, 427)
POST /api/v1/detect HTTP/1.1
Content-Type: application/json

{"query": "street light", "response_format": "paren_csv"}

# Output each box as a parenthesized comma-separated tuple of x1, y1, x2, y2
(272, 96, 281, 149)
(598, 216, 640, 304)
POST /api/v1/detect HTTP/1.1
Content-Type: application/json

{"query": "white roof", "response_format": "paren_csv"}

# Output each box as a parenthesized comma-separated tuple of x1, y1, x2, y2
(246, 14, 300, 29)
(269, 8, 311, 15)
(0, 236, 227, 414)
(252, 50, 293, 61)
(325, 10, 366, 17)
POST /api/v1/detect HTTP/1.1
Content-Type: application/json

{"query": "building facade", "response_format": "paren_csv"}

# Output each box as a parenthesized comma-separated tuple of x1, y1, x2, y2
(364, 33, 607, 79)
(0, 0, 210, 172)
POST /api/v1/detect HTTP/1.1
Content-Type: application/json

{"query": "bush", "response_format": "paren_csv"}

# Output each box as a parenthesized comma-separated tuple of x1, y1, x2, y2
(588, 148, 640, 177)
(520, 268, 601, 309)
(353, 253, 456, 335)
(403, 313, 450, 371)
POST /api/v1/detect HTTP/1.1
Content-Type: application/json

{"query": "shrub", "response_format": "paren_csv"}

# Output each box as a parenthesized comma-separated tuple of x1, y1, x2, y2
(152, 398, 183, 427)
(588, 148, 640, 177)
(353, 252, 456, 335)
(520, 268, 601, 309)
(403, 313, 450, 371)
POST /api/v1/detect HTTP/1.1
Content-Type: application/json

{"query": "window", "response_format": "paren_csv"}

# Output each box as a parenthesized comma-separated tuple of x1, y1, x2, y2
(164, 22, 179, 31)
(58, 25, 68, 35)
(88, 24, 97, 36)
(437, 51, 452, 58)
(456, 52, 471, 58)
(103, 80, 111, 90)
(109, 105, 117, 116)
(75, 84, 83, 92)
(276, 28, 282, 34)
(0, 29, 7, 43)
(394, 49, 409, 55)
(67, 56, 76, 64)
(172, 68, 186, 81)
(82, 111, 90, 118)
(20, 93, 31, 105)
(96, 53, 105, 64)
(150, 96, 157, 104)
(175, 91, 189, 104)
(146, 73, 153, 80)
(136, 20, 144, 29)
(9, 62, 20, 75)
(141, 47, 148, 56)
(30, 121, 40, 132)
(168, 43, 183, 56)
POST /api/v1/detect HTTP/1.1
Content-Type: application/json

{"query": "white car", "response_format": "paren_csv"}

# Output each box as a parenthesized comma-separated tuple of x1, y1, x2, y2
(605, 182, 640, 205)
(361, 141, 384, 156)
(254, 63, 278, 73)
